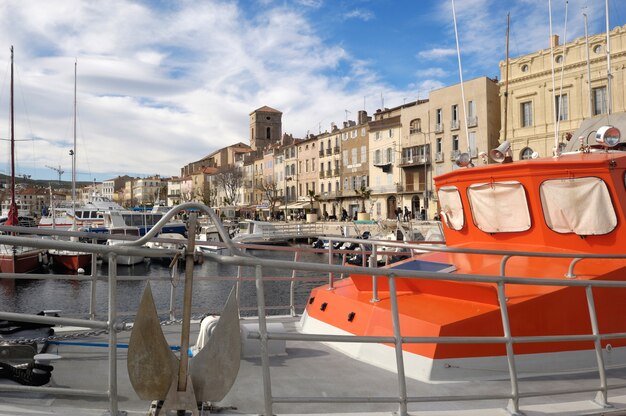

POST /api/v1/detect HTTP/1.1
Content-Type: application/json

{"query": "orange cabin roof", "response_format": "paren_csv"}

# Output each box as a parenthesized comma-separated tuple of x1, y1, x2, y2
(433, 151, 626, 255)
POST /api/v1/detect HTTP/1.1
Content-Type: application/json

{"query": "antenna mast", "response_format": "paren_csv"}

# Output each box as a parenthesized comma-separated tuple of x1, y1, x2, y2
(503, 13, 510, 143)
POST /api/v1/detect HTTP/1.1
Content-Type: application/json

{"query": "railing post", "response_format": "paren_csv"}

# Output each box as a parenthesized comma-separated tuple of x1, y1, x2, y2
(370, 243, 379, 303)
(496, 261, 521, 415)
(255, 265, 274, 416)
(89, 238, 98, 320)
(327, 239, 334, 289)
(236, 247, 246, 314)
(586, 285, 612, 408)
(107, 252, 119, 416)
(177, 213, 197, 392)
(388, 273, 408, 416)
(168, 258, 179, 322)
(289, 251, 300, 317)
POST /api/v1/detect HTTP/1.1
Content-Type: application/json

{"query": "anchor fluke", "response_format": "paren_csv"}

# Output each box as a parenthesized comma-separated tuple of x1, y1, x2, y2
(127, 282, 178, 400)
(190, 286, 241, 402)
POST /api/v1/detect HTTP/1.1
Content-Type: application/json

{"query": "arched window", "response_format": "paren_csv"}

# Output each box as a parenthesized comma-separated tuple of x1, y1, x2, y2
(520, 147, 534, 160)
(374, 149, 381, 164)
(410, 118, 421, 134)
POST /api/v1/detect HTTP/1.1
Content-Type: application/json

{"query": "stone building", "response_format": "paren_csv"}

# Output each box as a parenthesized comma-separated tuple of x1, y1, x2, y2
(500, 24, 626, 159)
(250, 106, 282, 151)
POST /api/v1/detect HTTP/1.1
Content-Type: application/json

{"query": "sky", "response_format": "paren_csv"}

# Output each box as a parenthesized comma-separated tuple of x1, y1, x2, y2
(0, 0, 622, 182)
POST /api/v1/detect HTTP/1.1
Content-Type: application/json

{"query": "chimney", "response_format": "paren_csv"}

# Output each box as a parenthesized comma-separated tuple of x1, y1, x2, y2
(357, 110, 368, 125)
(551, 34, 559, 48)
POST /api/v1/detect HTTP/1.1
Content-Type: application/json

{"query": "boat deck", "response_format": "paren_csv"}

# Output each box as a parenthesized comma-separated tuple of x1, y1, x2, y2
(3, 316, 626, 416)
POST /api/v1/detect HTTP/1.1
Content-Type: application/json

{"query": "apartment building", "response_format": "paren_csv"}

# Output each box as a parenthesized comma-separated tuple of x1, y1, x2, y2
(296, 135, 319, 212)
(331, 112, 370, 219)
(368, 107, 403, 220)
(167, 176, 183, 207)
(132, 176, 162, 206)
(501, 24, 626, 159)
(283, 142, 298, 204)
(102, 175, 132, 204)
(317, 126, 340, 218)
(400, 77, 500, 219)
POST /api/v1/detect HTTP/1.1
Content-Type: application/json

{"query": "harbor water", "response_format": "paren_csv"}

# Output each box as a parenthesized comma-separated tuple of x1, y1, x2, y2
(0, 245, 329, 320)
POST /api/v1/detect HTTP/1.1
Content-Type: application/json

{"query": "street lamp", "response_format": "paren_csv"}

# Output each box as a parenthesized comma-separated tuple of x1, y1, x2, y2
(284, 176, 292, 222)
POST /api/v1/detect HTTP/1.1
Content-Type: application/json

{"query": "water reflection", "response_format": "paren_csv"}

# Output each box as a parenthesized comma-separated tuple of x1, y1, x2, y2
(0, 246, 328, 319)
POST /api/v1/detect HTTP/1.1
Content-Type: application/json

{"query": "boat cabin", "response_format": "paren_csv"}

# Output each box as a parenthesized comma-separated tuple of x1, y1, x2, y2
(435, 150, 626, 255)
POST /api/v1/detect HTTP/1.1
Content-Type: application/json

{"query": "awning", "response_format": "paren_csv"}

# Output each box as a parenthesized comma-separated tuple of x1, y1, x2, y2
(238, 204, 257, 212)
(278, 201, 313, 210)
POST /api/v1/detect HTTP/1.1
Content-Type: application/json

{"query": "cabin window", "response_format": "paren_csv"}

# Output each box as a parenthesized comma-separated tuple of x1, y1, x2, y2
(437, 186, 464, 230)
(467, 181, 531, 233)
(540, 177, 616, 235)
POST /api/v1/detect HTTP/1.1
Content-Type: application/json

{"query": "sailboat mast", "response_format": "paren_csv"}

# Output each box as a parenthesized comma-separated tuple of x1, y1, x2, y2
(72, 60, 77, 229)
(503, 13, 510, 143)
(9, 46, 17, 224)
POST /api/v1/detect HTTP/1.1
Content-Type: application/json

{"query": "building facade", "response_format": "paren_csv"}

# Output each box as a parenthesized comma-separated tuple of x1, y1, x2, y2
(501, 24, 626, 160)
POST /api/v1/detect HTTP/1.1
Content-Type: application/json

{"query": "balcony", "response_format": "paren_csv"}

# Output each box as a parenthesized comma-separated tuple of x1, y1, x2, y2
(326, 148, 332, 156)
(319, 171, 325, 179)
(467, 116, 478, 127)
(399, 154, 431, 167)
(403, 182, 426, 192)
(409, 128, 421, 135)
(334, 146, 340, 154)
(318, 191, 342, 200)
(319, 149, 324, 157)
(435, 152, 444, 162)
(450, 150, 461, 160)
(371, 184, 403, 194)
(434, 123, 443, 133)
(450, 120, 460, 130)
(334, 168, 341, 177)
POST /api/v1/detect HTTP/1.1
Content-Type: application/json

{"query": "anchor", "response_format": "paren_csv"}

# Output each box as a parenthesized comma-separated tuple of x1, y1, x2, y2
(127, 213, 241, 415)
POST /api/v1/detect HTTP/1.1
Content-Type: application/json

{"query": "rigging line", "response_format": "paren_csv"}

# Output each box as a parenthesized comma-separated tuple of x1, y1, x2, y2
(451, 0, 470, 152)
(76, 100, 94, 182)
(605, 0, 612, 119)
(548, 0, 558, 157)
(555, 0, 569, 155)
(14, 59, 37, 175)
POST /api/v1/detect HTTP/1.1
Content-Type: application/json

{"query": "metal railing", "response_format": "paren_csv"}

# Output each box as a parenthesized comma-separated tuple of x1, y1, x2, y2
(1, 204, 626, 416)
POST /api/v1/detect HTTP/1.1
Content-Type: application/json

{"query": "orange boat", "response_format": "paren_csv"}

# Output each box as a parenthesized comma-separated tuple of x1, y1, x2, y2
(301, 124, 626, 382)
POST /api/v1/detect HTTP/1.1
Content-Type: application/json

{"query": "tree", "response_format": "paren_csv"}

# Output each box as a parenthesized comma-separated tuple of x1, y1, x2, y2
(260, 179, 282, 219)
(195, 180, 218, 207)
(354, 185, 372, 213)
(214, 165, 243, 206)
(306, 189, 319, 215)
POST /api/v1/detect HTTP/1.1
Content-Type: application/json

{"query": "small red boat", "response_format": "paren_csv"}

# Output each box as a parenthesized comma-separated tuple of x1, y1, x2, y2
(0, 245, 43, 274)
(48, 250, 92, 272)
(301, 123, 626, 382)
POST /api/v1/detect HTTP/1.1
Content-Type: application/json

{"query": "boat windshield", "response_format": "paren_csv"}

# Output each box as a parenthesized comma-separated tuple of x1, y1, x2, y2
(540, 177, 617, 235)
(467, 181, 531, 233)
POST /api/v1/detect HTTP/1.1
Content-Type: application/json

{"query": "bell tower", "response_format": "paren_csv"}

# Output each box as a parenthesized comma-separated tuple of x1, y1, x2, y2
(250, 106, 282, 151)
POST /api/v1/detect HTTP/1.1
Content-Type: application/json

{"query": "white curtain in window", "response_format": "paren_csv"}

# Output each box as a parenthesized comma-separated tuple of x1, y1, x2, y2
(437, 186, 464, 230)
(540, 177, 616, 235)
(468, 182, 531, 233)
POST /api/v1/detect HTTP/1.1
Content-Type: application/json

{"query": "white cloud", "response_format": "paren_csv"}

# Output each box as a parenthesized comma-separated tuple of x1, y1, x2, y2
(416, 68, 448, 78)
(0, 0, 394, 180)
(408, 80, 446, 96)
(418, 48, 456, 60)
(344, 9, 374, 22)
